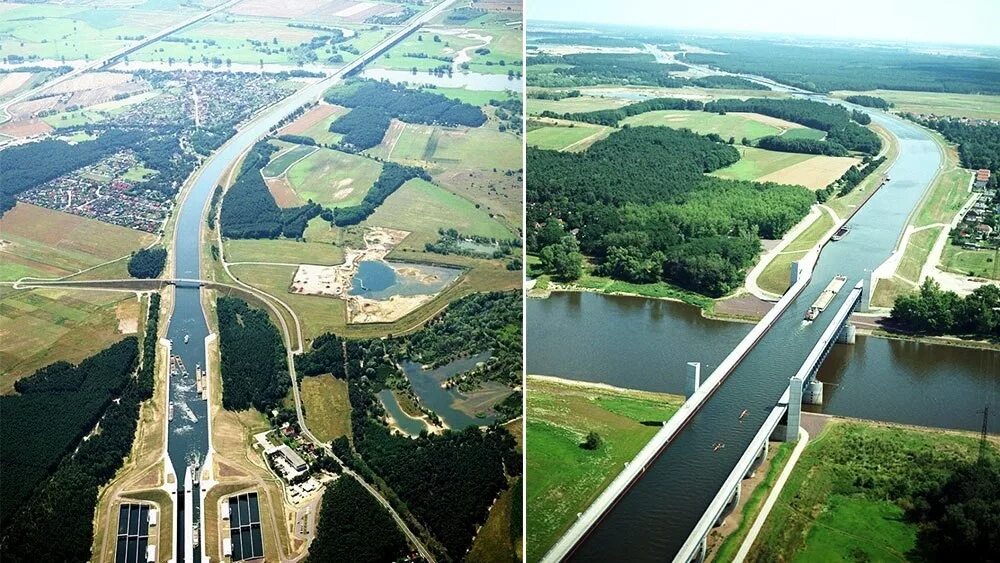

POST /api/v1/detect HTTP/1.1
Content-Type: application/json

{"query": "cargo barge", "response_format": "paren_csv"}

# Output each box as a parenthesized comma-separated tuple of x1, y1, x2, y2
(804, 275, 848, 321)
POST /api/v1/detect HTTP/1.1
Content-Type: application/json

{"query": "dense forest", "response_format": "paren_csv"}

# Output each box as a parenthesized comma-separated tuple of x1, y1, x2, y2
(889, 280, 1000, 339)
(219, 140, 321, 239)
(911, 117, 1000, 183)
(324, 80, 486, 151)
(703, 98, 882, 155)
(216, 296, 290, 412)
(756, 135, 848, 156)
(127, 247, 167, 279)
(844, 94, 892, 109)
(690, 75, 768, 90)
(528, 126, 815, 296)
(682, 40, 1000, 94)
(1, 295, 161, 561)
(328, 163, 429, 226)
(306, 477, 407, 563)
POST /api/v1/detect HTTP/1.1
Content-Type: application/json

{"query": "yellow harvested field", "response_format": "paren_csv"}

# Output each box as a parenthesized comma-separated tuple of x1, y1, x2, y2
(47, 71, 133, 94)
(0, 72, 32, 97)
(757, 155, 861, 190)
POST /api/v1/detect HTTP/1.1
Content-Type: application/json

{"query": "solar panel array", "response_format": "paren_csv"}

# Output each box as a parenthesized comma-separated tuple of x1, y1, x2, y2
(115, 503, 150, 563)
(228, 492, 264, 561)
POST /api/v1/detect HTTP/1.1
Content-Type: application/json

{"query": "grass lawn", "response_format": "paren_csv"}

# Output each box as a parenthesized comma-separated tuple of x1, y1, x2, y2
(223, 238, 344, 265)
(0, 288, 138, 393)
(0, 203, 155, 280)
(379, 123, 522, 171)
(941, 244, 1000, 280)
(526, 95, 630, 115)
(756, 212, 835, 295)
(526, 376, 683, 563)
(262, 144, 317, 178)
(367, 178, 513, 249)
(432, 87, 516, 107)
(300, 374, 352, 443)
(745, 420, 984, 563)
(913, 167, 971, 228)
(622, 110, 793, 141)
(897, 228, 941, 283)
(527, 123, 609, 151)
(711, 147, 813, 182)
(466, 481, 521, 563)
(285, 148, 383, 208)
(831, 89, 1000, 121)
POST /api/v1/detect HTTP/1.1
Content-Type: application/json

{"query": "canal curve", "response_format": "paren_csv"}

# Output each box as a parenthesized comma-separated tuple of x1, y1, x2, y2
(563, 107, 953, 560)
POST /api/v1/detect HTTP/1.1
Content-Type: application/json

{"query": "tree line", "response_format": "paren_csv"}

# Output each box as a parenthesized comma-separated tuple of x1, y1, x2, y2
(889, 280, 1000, 340)
(216, 296, 290, 412)
(911, 117, 1000, 183)
(528, 126, 815, 296)
(324, 79, 486, 152)
(328, 162, 428, 226)
(127, 247, 167, 279)
(219, 140, 321, 239)
(844, 94, 892, 109)
(1, 295, 161, 561)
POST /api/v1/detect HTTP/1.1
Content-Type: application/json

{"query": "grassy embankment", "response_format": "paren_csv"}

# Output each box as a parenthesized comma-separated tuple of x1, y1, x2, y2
(526, 375, 684, 563)
(871, 129, 972, 307)
(745, 419, 992, 562)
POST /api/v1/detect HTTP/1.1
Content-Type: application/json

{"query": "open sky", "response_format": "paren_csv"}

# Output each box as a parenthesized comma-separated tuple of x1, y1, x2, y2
(528, 0, 1000, 47)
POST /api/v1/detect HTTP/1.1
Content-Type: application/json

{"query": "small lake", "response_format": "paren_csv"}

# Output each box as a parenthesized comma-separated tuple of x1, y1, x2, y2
(402, 352, 505, 429)
(350, 260, 460, 299)
(377, 389, 428, 436)
(361, 68, 522, 92)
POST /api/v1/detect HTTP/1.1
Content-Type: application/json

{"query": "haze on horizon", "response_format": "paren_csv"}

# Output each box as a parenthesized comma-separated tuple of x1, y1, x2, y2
(528, 0, 1000, 48)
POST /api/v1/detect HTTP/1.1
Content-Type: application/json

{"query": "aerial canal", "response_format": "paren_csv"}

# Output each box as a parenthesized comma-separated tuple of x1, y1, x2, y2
(529, 108, 999, 560)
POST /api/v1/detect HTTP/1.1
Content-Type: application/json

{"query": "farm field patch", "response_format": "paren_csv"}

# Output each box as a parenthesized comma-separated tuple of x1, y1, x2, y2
(375, 123, 521, 171)
(711, 146, 859, 189)
(279, 103, 349, 145)
(300, 374, 352, 443)
(832, 89, 1000, 120)
(0, 203, 156, 281)
(0, 288, 139, 394)
(622, 110, 818, 142)
(285, 147, 383, 208)
(527, 122, 610, 151)
(223, 238, 345, 266)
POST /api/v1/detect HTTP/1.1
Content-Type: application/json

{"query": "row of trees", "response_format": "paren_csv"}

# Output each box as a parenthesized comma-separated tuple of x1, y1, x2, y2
(844, 94, 893, 109)
(757, 135, 849, 156)
(216, 296, 291, 412)
(127, 247, 167, 279)
(219, 140, 321, 239)
(1, 295, 161, 560)
(816, 155, 886, 202)
(703, 98, 882, 154)
(890, 280, 1000, 339)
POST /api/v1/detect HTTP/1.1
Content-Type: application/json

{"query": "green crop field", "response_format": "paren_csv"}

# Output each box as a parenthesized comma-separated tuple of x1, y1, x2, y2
(223, 238, 344, 266)
(262, 144, 316, 178)
(291, 105, 348, 145)
(527, 95, 629, 115)
(780, 127, 826, 141)
(0, 203, 156, 281)
(433, 87, 516, 106)
(0, 1, 202, 62)
(832, 89, 1000, 121)
(370, 29, 481, 72)
(285, 148, 383, 208)
(711, 147, 814, 182)
(941, 244, 1000, 280)
(746, 421, 986, 563)
(366, 178, 513, 249)
(382, 124, 521, 171)
(623, 110, 788, 140)
(527, 123, 610, 151)
(300, 374, 352, 443)
(526, 376, 683, 563)
(0, 288, 139, 394)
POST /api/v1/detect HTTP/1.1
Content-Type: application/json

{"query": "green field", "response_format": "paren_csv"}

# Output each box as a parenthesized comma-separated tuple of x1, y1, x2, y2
(367, 178, 513, 249)
(941, 244, 1000, 280)
(285, 148, 383, 207)
(466, 482, 521, 563)
(376, 123, 521, 171)
(223, 238, 344, 266)
(290, 105, 348, 145)
(527, 95, 630, 115)
(262, 144, 317, 178)
(710, 146, 814, 182)
(623, 110, 792, 141)
(133, 16, 387, 67)
(526, 376, 683, 563)
(832, 89, 1000, 120)
(300, 374, 352, 443)
(433, 87, 516, 106)
(914, 167, 971, 228)
(0, 1, 204, 62)
(370, 29, 481, 72)
(527, 123, 610, 151)
(0, 288, 139, 394)
(0, 203, 156, 281)
(745, 421, 985, 563)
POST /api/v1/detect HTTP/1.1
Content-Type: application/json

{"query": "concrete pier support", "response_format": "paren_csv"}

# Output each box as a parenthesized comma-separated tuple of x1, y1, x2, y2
(790, 260, 802, 287)
(785, 376, 803, 442)
(686, 362, 702, 399)
(837, 323, 857, 345)
(746, 440, 769, 478)
(863, 274, 873, 312)
(802, 379, 824, 405)
(715, 485, 741, 526)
